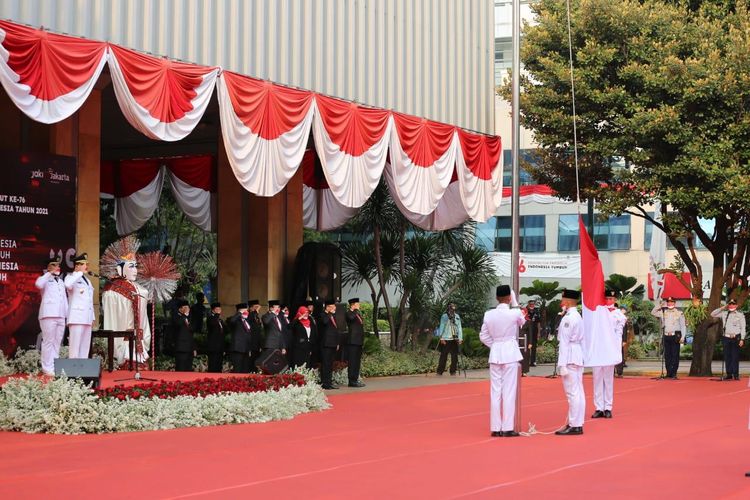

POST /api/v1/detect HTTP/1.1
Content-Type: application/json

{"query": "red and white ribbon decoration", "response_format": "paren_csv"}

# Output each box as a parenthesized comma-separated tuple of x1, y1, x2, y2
(301, 150, 358, 231)
(456, 130, 504, 222)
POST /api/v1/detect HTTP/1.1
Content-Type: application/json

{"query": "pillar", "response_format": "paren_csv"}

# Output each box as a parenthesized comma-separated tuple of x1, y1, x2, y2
(216, 138, 244, 307)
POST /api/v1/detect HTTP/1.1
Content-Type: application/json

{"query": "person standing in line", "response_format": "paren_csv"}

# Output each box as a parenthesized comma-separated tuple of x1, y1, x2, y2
(305, 299, 320, 367)
(247, 300, 264, 372)
(319, 300, 340, 389)
(711, 299, 745, 381)
(227, 303, 252, 373)
(345, 298, 366, 388)
(555, 289, 585, 436)
(63, 253, 95, 359)
(436, 303, 463, 376)
(262, 300, 286, 356)
(526, 300, 541, 367)
(291, 306, 315, 368)
(172, 299, 195, 372)
(206, 302, 226, 373)
(479, 285, 526, 437)
(591, 289, 626, 419)
(615, 305, 630, 378)
(35, 256, 68, 376)
(189, 292, 206, 334)
(651, 297, 686, 379)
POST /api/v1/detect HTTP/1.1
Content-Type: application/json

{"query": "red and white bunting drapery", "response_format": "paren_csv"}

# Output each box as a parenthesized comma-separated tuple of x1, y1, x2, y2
(101, 156, 216, 235)
(0, 20, 107, 123)
(301, 150, 358, 231)
(217, 71, 314, 196)
(1, 20, 507, 229)
(499, 185, 572, 205)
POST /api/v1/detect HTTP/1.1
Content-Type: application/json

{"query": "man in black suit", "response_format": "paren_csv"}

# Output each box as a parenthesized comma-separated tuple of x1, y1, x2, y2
(189, 292, 206, 334)
(227, 303, 252, 373)
(262, 300, 287, 355)
(526, 300, 542, 367)
(305, 299, 320, 367)
(206, 301, 226, 373)
(319, 299, 340, 389)
(280, 304, 294, 366)
(247, 299, 263, 372)
(345, 298, 366, 388)
(173, 299, 195, 372)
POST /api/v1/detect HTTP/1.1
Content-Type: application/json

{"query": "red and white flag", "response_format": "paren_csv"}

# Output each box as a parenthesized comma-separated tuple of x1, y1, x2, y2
(579, 216, 621, 367)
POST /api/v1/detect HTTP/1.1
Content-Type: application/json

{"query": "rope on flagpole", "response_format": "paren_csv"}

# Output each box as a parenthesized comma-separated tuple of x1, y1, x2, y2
(565, 0, 582, 210)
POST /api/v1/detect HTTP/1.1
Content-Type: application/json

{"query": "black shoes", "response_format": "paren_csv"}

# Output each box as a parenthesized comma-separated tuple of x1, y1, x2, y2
(502, 431, 520, 437)
(348, 381, 366, 388)
(735, 375, 741, 381)
(491, 431, 503, 437)
(591, 410, 605, 419)
(321, 384, 339, 390)
(604, 410, 612, 419)
(722, 375, 734, 381)
(555, 425, 583, 435)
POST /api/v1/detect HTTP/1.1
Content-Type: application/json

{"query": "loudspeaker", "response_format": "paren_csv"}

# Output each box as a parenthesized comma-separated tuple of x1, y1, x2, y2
(54, 358, 102, 388)
(311, 244, 341, 303)
(255, 349, 288, 375)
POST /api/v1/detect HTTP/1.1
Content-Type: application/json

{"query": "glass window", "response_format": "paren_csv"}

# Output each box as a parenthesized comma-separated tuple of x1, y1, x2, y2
(475, 217, 497, 251)
(646, 213, 714, 250)
(558, 214, 631, 251)
(495, 215, 546, 252)
(502, 150, 537, 187)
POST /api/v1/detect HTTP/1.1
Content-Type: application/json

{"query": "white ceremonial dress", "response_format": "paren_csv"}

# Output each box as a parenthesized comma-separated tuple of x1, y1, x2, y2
(557, 308, 585, 427)
(480, 303, 525, 432)
(64, 271, 95, 358)
(35, 272, 68, 375)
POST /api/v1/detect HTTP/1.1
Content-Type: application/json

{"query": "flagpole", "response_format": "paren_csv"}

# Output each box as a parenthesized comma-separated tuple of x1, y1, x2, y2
(511, 0, 522, 434)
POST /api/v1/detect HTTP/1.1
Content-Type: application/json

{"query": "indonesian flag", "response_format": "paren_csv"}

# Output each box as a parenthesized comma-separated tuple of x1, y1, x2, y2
(579, 216, 621, 367)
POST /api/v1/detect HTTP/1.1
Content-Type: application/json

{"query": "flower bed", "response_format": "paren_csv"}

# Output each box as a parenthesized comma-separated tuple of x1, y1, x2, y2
(97, 373, 306, 401)
(0, 371, 328, 434)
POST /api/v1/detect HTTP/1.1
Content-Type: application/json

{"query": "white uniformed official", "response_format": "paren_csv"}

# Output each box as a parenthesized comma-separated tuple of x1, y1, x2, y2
(592, 289, 627, 419)
(34, 257, 68, 375)
(556, 289, 585, 435)
(480, 285, 526, 437)
(651, 297, 686, 378)
(64, 253, 95, 359)
(711, 299, 746, 381)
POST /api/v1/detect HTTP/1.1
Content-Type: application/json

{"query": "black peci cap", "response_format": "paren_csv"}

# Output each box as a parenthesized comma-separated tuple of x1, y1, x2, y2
(210, 302, 221, 309)
(605, 289, 617, 298)
(562, 289, 581, 300)
(235, 302, 248, 311)
(496, 285, 511, 298)
(348, 297, 360, 305)
(324, 299, 336, 306)
(268, 300, 281, 307)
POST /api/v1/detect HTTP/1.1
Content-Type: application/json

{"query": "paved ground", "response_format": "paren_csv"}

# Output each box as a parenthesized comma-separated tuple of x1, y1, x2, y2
(332, 360, 750, 394)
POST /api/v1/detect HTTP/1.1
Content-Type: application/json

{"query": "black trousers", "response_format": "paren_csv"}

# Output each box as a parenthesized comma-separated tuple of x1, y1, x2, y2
(174, 351, 193, 372)
(230, 351, 250, 373)
(347, 344, 363, 384)
(249, 349, 261, 373)
(320, 346, 337, 386)
(722, 336, 740, 377)
(529, 324, 539, 365)
(207, 351, 223, 373)
(437, 339, 459, 374)
(615, 343, 626, 376)
(663, 335, 680, 377)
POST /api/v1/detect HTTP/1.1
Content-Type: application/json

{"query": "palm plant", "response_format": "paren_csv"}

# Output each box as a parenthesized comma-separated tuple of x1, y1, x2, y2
(520, 279, 563, 331)
(605, 273, 645, 302)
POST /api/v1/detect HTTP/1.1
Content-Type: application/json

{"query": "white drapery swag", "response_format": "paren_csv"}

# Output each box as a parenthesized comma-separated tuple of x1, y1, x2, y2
(216, 75, 314, 196)
(167, 171, 215, 232)
(302, 184, 359, 231)
(455, 139, 504, 223)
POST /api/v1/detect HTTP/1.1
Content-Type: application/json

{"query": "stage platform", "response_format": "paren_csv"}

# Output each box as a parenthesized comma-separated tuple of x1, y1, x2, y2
(1, 374, 749, 499)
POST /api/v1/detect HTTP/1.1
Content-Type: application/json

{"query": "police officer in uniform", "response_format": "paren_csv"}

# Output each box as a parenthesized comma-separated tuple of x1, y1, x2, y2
(651, 297, 686, 379)
(64, 253, 95, 359)
(711, 299, 745, 381)
(556, 289, 585, 436)
(479, 285, 525, 437)
(172, 299, 195, 371)
(345, 298, 366, 388)
(35, 256, 68, 376)
(319, 300, 340, 389)
(206, 302, 226, 373)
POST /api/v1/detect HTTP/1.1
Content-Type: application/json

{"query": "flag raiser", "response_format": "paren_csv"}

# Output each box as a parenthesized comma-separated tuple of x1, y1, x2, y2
(578, 216, 622, 367)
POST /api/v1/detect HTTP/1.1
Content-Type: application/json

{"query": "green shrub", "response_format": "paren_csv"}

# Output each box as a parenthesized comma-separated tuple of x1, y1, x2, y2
(360, 349, 486, 377)
(460, 328, 489, 357)
(376, 319, 390, 332)
(362, 333, 383, 355)
(536, 340, 558, 364)
(359, 302, 374, 332)
(627, 341, 646, 360)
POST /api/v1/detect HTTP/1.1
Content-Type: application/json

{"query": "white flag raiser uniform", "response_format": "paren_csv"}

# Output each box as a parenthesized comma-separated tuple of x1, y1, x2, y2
(64, 270, 95, 358)
(35, 269, 68, 375)
(480, 303, 525, 433)
(591, 305, 626, 414)
(557, 307, 586, 428)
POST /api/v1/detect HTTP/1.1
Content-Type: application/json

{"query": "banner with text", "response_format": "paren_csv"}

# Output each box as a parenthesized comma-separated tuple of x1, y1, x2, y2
(492, 252, 581, 279)
(0, 152, 77, 355)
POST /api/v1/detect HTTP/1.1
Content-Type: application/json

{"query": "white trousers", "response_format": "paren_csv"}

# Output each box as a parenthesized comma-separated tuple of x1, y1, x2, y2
(592, 365, 615, 411)
(489, 362, 519, 432)
(39, 317, 65, 375)
(562, 364, 585, 427)
(67, 324, 92, 359)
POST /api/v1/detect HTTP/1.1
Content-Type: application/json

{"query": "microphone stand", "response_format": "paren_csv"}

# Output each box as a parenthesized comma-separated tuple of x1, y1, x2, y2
(712, 311, 728, 382)
(546, 315, 562, 379)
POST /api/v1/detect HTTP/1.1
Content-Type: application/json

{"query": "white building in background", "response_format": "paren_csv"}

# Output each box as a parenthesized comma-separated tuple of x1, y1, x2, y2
(491, 0, 712, 299)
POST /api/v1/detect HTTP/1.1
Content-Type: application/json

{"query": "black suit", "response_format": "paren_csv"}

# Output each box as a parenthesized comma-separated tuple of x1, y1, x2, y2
(319, 312, 340, 387)
(526, 308, 541, 366)
(280, 314, 294, 365)
(172, 313, 195, 372)
(262, 312, 286, 350)
(291, 319, 316, 368)
(189, 303, 206, 333)
(227, 313, 252, 373)
(345, 309, 365, 384)
(206, 313, 226, 373)
(248, 310, 263, 372)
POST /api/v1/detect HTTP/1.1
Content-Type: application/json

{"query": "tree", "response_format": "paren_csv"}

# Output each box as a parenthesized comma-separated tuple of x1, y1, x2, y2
(520, 279, 562, 332)
(507, 0, 750, 375)
(605, 274, 645, 302)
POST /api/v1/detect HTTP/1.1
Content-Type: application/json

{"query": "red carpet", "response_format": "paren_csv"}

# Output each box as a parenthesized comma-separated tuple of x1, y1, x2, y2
(0, 375, 748, 499)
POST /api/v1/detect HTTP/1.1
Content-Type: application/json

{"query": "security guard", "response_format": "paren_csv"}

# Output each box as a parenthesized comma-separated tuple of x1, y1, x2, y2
(34, 257, 68, 375)
(556, 289, 585, 436)
(63, 253, 95, 359)
(479, 285, 525, 437)
(711, 299, 745, 381)
(651, 297, 686, 379)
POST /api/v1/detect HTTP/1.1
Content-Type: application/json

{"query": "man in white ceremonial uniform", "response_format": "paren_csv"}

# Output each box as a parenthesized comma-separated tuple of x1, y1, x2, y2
(591, 289, 626, 419)
(102, 254, 151, 368)
(556, 289, 585, 435)
(64, 253, 95, 359)
(480, 285, 526, 437)
(34, 256, 68, 375)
